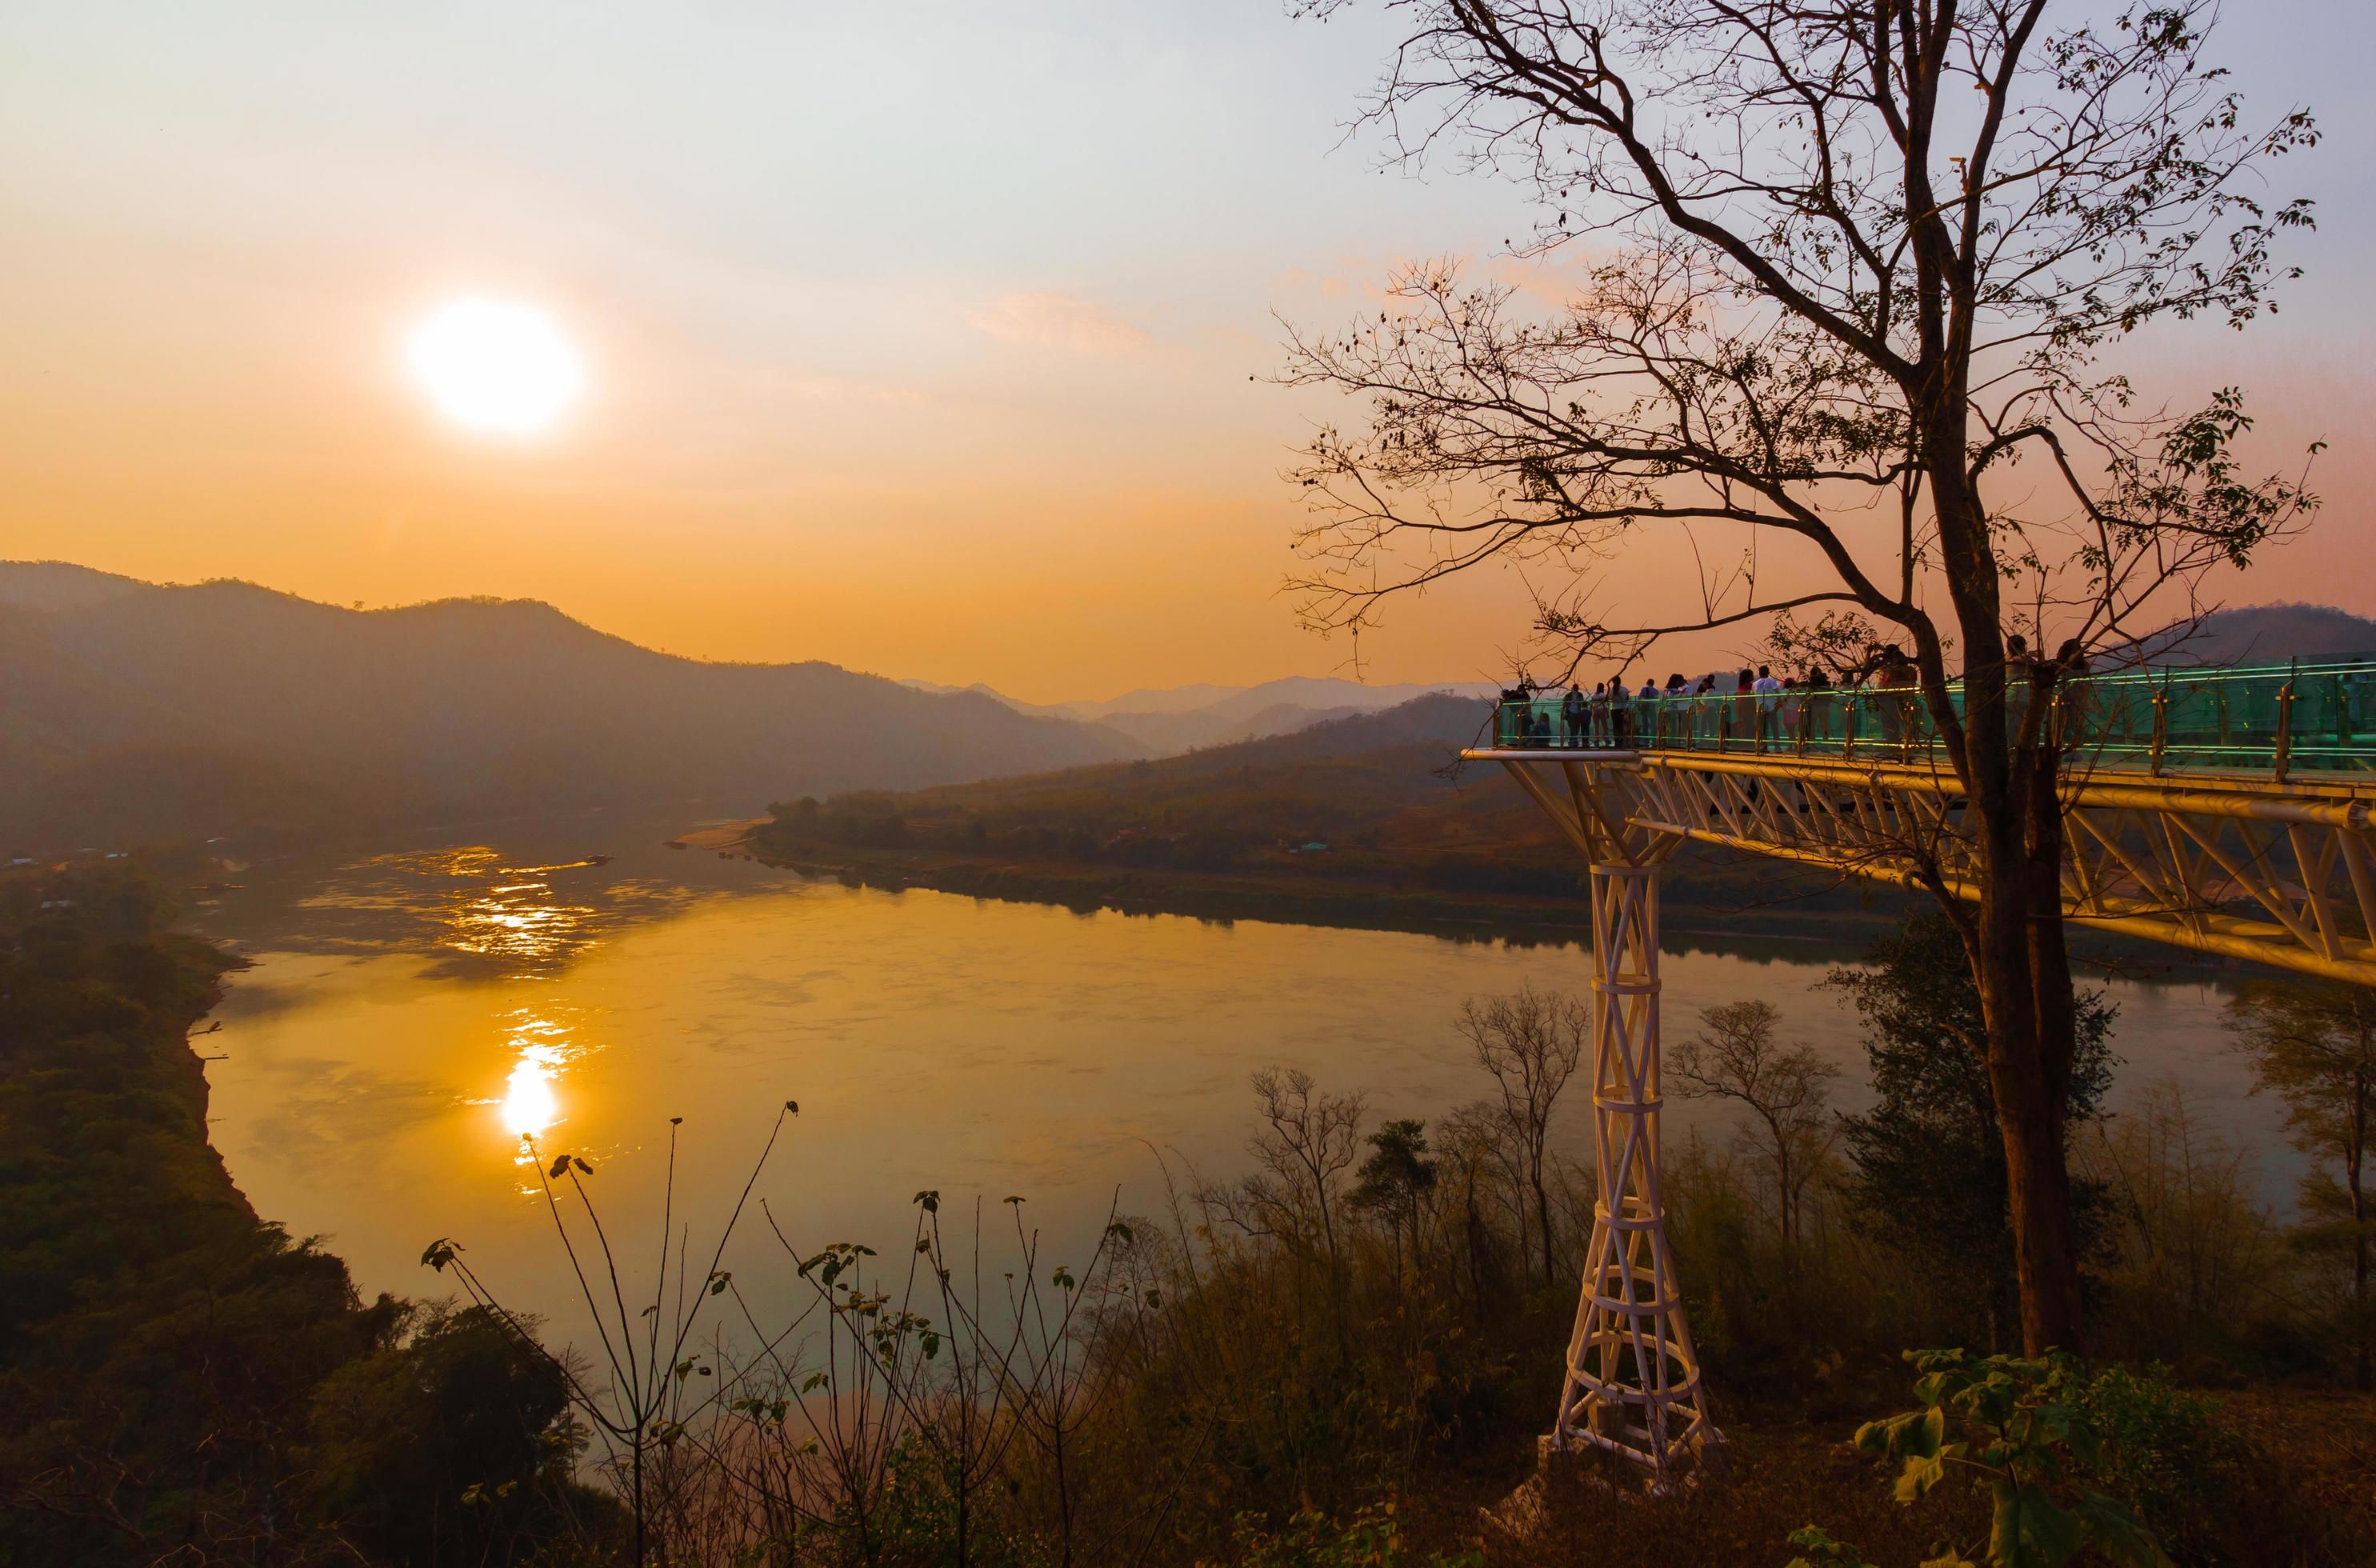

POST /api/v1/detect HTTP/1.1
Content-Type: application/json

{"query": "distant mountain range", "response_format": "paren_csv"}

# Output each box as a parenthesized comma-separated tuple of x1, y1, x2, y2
(900, 674, 1502, 754)
(6, 559, 2363, 856)
(0, 562, 1143, 851)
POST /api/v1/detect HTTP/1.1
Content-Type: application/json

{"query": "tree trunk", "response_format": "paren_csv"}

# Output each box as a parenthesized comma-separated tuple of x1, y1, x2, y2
(1966, 726, 2087, 1355)
(632, 1441, 646, 1568)
(1463, 1159, 1491, 1318)
(2353, 1072, 2370, 1392)
(1928, 430, 2087, 1357)
(1765, 1107, 1796, 1246)
(1534, 1175, 1556, 1287)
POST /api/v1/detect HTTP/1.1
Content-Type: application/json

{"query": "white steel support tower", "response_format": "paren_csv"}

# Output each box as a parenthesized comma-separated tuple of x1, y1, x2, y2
(1556, 858, 1720, 1482)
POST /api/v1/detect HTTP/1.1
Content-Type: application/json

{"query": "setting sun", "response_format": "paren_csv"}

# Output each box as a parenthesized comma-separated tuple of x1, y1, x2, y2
(405, 297, 583, 436)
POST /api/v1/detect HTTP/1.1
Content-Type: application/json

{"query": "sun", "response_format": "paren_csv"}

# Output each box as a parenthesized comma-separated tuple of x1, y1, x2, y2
(406, 297, 584, 435)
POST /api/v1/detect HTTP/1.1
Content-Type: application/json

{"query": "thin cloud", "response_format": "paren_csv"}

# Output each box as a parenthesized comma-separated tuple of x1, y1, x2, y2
(966, 290, 1151, 354)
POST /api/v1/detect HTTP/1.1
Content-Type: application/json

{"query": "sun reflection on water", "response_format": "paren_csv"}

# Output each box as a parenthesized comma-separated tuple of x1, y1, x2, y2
(502, 1052, 561, 1141)
(450, 874, 598, 969)
(488, 1009, 584, 1160)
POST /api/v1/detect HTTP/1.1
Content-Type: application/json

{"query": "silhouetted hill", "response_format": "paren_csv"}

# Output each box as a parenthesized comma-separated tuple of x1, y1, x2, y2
(0, 566, 1142, 851)
(0, 560, 149, 613)
(2139, 602, 2376, 666)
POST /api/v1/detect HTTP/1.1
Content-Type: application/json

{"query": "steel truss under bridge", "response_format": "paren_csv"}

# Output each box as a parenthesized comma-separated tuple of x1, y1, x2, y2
(1465, 666, 2376, 1487)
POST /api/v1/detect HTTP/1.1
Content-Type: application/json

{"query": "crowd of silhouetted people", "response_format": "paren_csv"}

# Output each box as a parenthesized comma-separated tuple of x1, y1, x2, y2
(1492, 642, 2376, 775)
(1486, 633, 2153, 757)
(1494, 650, 1943, 750)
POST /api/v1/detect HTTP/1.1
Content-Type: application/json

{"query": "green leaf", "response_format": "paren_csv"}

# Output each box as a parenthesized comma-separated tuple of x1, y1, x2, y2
(1894, 1451, 1948, 1502)
(914, 1189, 938, 1212)
(1991, 1481, 2085, 1568)
(547, 1154, 570, 1179)
(419, 1238, 461, 1271)
(708, 1270, 731, 1295)
(1857, 1408, 1938, 1461)
(1783, 1526, 1878, 1568)
(2070, 1492, 2173, 1568)
(2062, 1416, 2103, 1470)
(571, 1156, 593, 1174)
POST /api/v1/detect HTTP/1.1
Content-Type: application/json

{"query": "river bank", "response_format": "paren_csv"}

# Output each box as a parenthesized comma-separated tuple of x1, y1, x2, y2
(724, 826, 1918, 946)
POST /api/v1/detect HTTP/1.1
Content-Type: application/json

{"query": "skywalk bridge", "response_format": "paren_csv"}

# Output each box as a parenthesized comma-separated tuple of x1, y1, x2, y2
(1462, 658, 2376, 1487)
(1476, 658, 2376, 985)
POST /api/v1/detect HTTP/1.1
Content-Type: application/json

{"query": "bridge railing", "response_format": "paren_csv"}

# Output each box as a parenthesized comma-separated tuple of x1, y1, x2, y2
(1487, 657, 2376, 779)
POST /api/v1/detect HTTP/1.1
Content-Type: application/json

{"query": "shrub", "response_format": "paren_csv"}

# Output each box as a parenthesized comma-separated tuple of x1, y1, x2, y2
(1829, 1350, 2170, 1568)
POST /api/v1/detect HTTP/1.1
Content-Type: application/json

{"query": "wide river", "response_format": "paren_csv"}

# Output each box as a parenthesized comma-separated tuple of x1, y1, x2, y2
(192, 815, 2290, 1353)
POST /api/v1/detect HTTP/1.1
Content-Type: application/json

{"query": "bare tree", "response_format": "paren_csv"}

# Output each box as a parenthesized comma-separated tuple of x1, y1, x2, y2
(1239, 1066, 1368, 1270)
(1459, 985, 1588, 1284)
(2227, 980, 2376, 1390)
(1286, 1, 2319, 1353)
(1671, 1001, 1842, 1244)
(1437, 1100, 1526, 1307)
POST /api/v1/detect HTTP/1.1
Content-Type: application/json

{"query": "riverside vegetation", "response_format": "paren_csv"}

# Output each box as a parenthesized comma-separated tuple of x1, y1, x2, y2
(6, 863, 2373, 1566)
(0, 858, 614, 1563)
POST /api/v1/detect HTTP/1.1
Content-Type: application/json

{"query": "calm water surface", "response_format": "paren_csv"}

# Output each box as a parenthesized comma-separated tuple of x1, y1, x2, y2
(191, 818, 2286, 1350)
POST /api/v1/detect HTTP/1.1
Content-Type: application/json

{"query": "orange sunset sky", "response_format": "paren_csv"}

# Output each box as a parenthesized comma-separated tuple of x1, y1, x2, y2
(2, 2, 2370, 703)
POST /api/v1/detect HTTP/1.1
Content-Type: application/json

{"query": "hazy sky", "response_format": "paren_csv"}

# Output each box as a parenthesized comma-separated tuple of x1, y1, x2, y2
(2, 2, 2369, 701)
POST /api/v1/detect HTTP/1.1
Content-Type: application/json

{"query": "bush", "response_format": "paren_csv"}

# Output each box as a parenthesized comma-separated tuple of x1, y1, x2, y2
(2070, 1366, 2250, 1562)
(1225, 1498, 1481, 1567)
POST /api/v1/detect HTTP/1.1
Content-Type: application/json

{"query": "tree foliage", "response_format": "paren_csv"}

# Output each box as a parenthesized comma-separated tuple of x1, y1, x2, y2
(0, 862, 592, 1566)
(1843, 1350, 2170, 1568)
(1286, 0, 2319, 668)
(1826, 914, 2114, 1349)
(2226, 978, 2376, 1390)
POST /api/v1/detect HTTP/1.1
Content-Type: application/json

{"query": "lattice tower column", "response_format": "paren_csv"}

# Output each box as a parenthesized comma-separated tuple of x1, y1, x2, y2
(1552, 861, 1722, 1486)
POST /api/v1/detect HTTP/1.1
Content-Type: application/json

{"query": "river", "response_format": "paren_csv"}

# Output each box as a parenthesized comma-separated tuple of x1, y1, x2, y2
(190, 814, 2290, 1352)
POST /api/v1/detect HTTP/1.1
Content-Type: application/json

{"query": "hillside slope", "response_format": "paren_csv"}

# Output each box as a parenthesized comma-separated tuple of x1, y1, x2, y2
(746, 694, 1882, 933)
(2146, 602, 2376, 665)
(0, 566, 1142, 850)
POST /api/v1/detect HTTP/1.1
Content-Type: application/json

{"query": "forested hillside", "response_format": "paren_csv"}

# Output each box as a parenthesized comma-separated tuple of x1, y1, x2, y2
(0, 858, 604, 1562)
(747, 694, 1889, 933)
